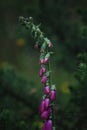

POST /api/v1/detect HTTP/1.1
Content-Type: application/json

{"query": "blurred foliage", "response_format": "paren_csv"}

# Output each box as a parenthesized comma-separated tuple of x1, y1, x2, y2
(56, 53, 87, 130)
(0, 63, 40, 130)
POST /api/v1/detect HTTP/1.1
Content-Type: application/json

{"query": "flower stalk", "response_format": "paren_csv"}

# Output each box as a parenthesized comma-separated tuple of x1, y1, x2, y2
(19, 16, 56, 130)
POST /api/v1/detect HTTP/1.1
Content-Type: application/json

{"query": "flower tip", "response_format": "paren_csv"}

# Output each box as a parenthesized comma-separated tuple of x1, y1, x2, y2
(48, 42, 53, 48)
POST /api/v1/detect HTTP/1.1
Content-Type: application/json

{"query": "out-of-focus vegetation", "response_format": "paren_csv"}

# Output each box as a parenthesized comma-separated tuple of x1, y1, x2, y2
(0, 0, 87, 130)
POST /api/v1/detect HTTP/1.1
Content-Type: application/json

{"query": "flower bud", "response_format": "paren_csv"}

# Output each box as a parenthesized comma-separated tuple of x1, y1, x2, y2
(40, 59, 44, 64)
(39, 67, 46, 77)
(50, 90, 56, 101)
(48, 42, 53, 48)
(44, 98, 50, 109)
(39, 100, 45, 113)
(44, 86, 50, 94)
(41, 76, 47, 84)
(44, 58, 49, 64)
(41, 111, 49, 119)
(42, 67, 46, 73)
(44, 53, 50, 64)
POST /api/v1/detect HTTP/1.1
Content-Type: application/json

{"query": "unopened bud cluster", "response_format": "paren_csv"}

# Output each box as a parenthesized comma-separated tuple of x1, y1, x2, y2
(19, 16, 56, 130)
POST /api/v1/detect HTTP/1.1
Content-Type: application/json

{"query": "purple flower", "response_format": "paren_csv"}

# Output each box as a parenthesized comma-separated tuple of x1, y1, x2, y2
(39, 67, 46, 77)
(44, 58, 49, 64)
(42, 120, 53, 130)
(50, 90, 56, 101)
(44, 86, 50, 94)
(39, 100, 45, 113)
(46, 120, 53, 130)
(42, 67, 46, 73)
(44, 98, 50, 109)
(47, 107, 52, 114)
(40, 59, 44, 64)
(41, 109, 50, 119)
(41, 76, 47, 84)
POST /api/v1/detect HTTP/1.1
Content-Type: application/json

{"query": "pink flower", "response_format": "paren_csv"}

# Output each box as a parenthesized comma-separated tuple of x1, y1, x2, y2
(44, 58, 49, 64)
(41, 76, 47, 84)
(41, 108, 51, 119)
(48, 42, 53, 48)
(46, 120, 53, 130)
(39, 67, 46, 77)
(42, 67, 46, 73)
(44, 86, 50, 94)
(44, 98, 50, 109)
(50, 90, 56, 101)
(39, 100, 45, 113)
(40, 59, 44, 64)
(42, 119, 53, 130)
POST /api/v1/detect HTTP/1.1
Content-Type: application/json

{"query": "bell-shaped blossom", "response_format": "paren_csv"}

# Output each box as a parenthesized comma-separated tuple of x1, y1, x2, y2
(41, 76, 47, 84)
(41, 108, 51, 119)
(44, 58, 49, 64)
(44, 98, 50, 109)
(40, 59, 44, 64)
(42, 119, 53, 130)
(39, 99, 45, 113)
(50, 90, 56, 101)
(44, 86, 50, 94)
(46, 119, 53, 130)
(39, 67, 46, 77)
(42, 67, 46, 73)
